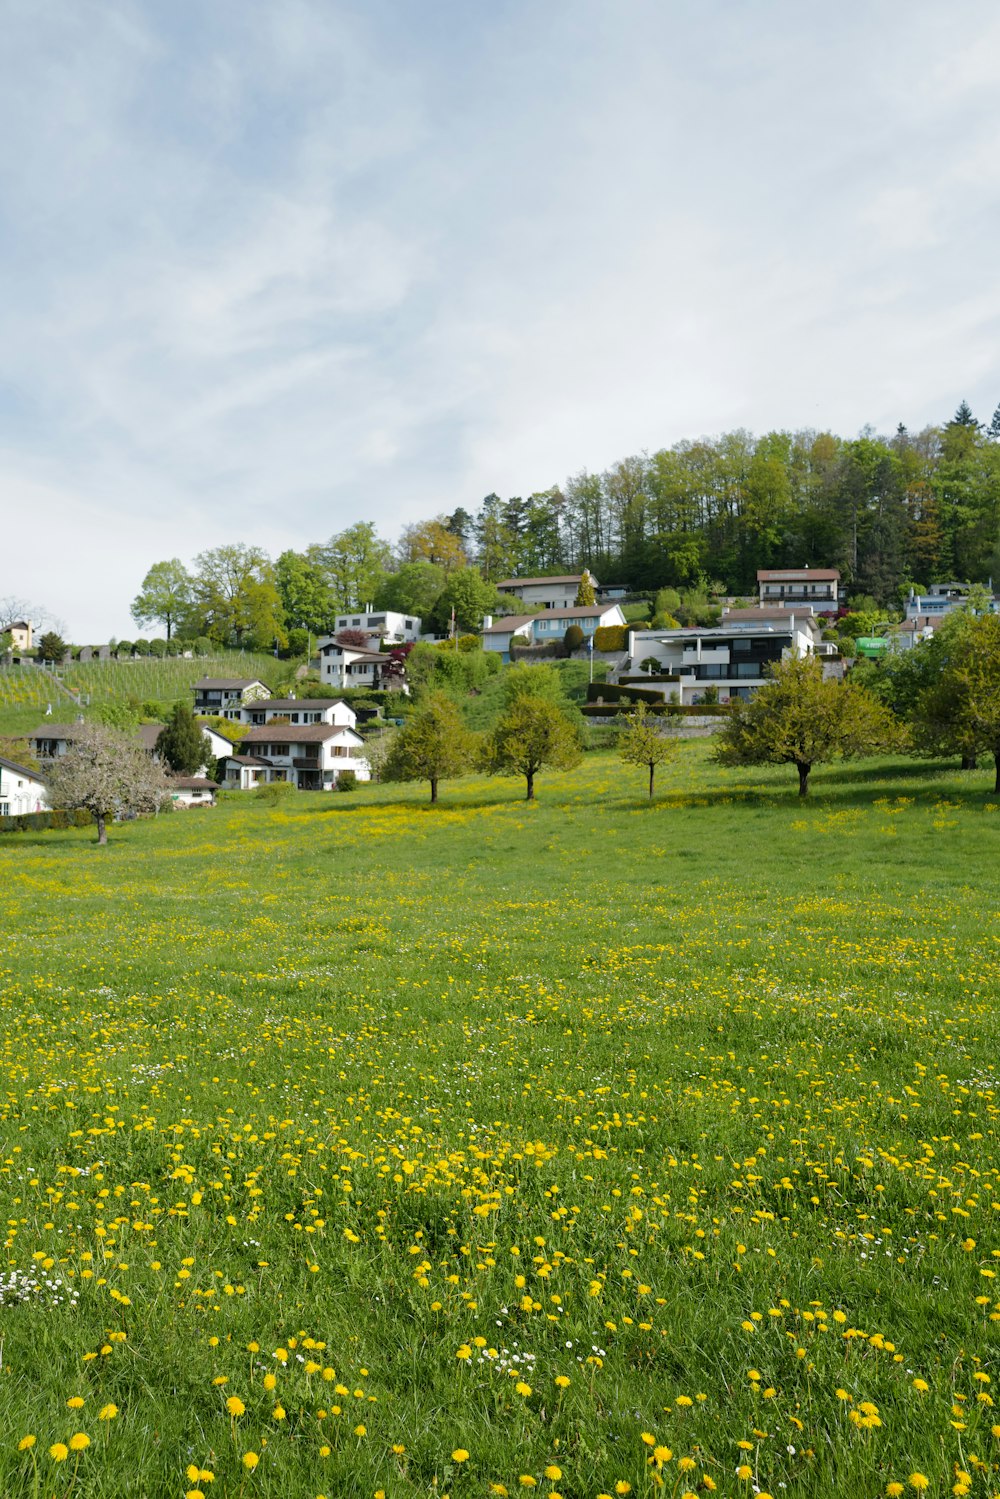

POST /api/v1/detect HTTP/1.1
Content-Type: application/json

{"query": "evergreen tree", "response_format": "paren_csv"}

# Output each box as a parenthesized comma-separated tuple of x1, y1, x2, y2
(952, 399, 980, 429)
(989, 403, 1000, 441)
(574, 569, 597, 606)
(156, 701, 210, 775)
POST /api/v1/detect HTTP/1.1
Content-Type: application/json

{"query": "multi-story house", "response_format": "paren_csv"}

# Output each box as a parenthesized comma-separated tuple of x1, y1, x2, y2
(757, 568, 840, 614)
(481, 604, 627, 662)
(329, 610, 421, 644)
(496, 574, 600, 611)
(238, 697, 357, 728)
(191, 677, 270, 720)
(622, 609, 830, 703)
(220, 714, 370, 792)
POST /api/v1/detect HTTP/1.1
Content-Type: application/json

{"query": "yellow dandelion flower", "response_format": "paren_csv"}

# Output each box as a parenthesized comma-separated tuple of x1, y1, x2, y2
(98, 1404, 119, 1421)
(67, 1397, 85, 1410)
(544, 1466, 561, 1481)
(242, 1452, 259, 1470)
(226, 1397, 245, 1418)
(69, 1433, 90, 1452)
(909, 1478, 929, 1493)
(452, 1450, 470, 1463)
(18, 1436, 36, 1451)
(554, 1375, 570, 1389)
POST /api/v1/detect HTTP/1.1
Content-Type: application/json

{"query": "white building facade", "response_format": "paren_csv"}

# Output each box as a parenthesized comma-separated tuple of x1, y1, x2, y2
(496, 573, 599, 611)
(623, 610, 825, 703)
(232, 719, 371, 790)
(330, 610, 421, 644)
(0, 756, 48, 816)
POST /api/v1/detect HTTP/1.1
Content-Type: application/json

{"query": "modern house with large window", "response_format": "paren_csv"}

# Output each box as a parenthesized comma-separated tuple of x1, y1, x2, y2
(621, 609, 829, 703)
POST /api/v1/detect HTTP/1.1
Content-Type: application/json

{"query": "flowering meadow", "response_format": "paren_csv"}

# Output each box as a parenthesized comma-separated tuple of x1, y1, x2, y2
(2, 745, 1000, 1498)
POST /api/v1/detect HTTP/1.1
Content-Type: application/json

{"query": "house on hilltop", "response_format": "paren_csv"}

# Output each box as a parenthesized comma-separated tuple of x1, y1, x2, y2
(481, 603, 627, 662)
(620, 609, 833, 704)
(757, 568, 840, 614)
(496, 574, 599, 610)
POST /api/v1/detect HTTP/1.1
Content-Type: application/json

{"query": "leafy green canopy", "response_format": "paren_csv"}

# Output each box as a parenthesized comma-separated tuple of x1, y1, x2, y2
(714, 654, 899, 795)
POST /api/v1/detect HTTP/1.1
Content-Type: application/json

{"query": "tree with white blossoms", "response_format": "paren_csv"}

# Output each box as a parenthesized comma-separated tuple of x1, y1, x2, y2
(45, 724, 171, 845)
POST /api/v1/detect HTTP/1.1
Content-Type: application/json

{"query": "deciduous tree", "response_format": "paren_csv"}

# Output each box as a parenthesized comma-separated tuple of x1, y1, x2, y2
(714, 654, 898, 796)
(383, 694, 477, 802)
(480, 693, 582, 801)
(574, 569, 597, 606)
(619, 701, 680, 797)
(130, 560, 193, 640)
(192, 545, 285, 649)
(45, 724, 170, 844)
(915, 614, 1000, 790)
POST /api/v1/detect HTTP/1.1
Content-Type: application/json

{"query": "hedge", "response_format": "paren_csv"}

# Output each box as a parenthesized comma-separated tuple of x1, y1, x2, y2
(592, 624, 628, 652)
(585, 682, 664, 706)
(580, 701, 735, 719)
(0, 808, 94, 833)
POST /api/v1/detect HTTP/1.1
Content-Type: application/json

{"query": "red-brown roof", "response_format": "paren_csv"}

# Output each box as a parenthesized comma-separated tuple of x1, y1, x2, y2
(243, 724, 351, 744)
(193, 677, 267, 690)
(757, 568, 840, 582)
(497, 574, 587, 588)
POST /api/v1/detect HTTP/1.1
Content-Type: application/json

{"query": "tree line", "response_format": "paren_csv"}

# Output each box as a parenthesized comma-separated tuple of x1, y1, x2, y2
(126, 398, 1000, 653)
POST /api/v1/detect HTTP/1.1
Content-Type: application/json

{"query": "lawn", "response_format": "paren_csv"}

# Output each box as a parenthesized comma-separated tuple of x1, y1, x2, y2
(2, 745, 999, 1498)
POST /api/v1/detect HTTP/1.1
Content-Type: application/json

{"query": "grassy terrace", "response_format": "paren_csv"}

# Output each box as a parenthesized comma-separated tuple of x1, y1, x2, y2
(1, 745, 999, 1497)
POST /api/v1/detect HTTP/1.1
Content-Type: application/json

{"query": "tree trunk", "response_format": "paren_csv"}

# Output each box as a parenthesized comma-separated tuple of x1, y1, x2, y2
(797, 762, 810, 797)
(525, 771, 535, 801)
(961, 754, 978, 770)
(96, 812, 107, 845)
(430, 778, 438, 804)
(648, 761, 655, 799)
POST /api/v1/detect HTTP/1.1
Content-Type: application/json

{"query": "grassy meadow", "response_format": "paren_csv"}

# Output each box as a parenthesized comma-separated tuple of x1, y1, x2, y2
(2, 745, 1000, 1499)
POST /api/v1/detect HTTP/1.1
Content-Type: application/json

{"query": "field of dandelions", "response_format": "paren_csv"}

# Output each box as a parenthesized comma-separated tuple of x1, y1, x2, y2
(2, 744, 1000, 1499)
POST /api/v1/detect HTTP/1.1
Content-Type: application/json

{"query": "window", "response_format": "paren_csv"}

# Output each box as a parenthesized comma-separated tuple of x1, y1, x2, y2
(733, 638, 750, 652)
(0, 802, 8, 816)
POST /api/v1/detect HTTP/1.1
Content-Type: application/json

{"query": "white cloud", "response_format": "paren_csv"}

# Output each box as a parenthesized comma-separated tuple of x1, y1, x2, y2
(1, 0, 999, 637)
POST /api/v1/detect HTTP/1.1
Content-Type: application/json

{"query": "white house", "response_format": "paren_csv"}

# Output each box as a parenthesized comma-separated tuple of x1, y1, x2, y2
(496, 573, 600, 611)
(167, 776, 218, 807)
(622, 609, 826, 704)
(316, 638, 408, 693)
(218, 754, 273, 791)
(757, 568, 840, 614)
(7, 619, 33, 653)
(481, 603, 627, 662)
(0, 756, 48, 816)
(195, 720, 237, 760)
(224, 719, 371, 791)
(330, 610, 421, 644)
(239, 697, 357, 727)
(192, 678, 270, 720)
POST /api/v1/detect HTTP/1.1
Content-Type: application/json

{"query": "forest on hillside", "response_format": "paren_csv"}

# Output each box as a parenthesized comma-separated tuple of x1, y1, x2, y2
(102, 400, 1000, 651)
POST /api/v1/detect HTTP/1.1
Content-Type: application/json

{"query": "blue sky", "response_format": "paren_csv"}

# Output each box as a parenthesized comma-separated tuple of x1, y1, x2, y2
(2, 0, 1000, 638)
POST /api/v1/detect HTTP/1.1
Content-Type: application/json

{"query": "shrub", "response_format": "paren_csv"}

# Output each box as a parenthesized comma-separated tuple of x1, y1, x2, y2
(116, 640, 134, 657)
(593, 625, 628, 652)
(253, 780, 298, 804)
(336, 770, 359, 792)
(134, 639, 150, 655)
(585, 682, 664, 706)
(149, 639, 169, 658)
(564, 624, 585, 653)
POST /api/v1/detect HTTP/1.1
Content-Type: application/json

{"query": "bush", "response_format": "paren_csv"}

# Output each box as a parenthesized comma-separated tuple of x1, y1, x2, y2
(253, 780, 298, 804)
(194, 637, 214, 657)
(116, 640, 134, 657)
(593, 625, 628, 652)
(149, 639, 169, 658)
(564, 624, 585, 653)
(336, 770, 359, 792)
(0, 807, 93, 833)
(134, 639, 150, 655)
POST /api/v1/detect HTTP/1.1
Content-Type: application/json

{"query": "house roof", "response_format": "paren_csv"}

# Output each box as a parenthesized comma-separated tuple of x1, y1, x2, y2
(531, 605, 621, 620)
(0, 754, 46, 781)
(243, 724, 349, 744)
(29, 723, 84, 741)
(136, 724, 162, 751)
(247, 697, 352, 712)
(193, 677, 267, 690)
(757, 568, 840, 582)
(170, 776, 219, 790)
(220, 753, 273, 767)
(722, 607, 821, 627)
(482, 615, 537, 634)
(496, 574, 589, 588)
(318, 642, 386, 660)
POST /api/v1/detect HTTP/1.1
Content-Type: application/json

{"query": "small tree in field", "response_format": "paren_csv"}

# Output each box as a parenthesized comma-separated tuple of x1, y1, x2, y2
(480, 695, 582, 800)
(156, 701, 210, 774)
(383, 694, 477, 802)
(714, 654, 898, 796)
(45, 724, 170, 844)
(619, 702, 680, 797)
(38, 631, 66, 663)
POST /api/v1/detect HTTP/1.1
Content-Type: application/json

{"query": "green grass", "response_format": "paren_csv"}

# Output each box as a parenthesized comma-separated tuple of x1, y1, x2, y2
(1, 745, 1000, 1497)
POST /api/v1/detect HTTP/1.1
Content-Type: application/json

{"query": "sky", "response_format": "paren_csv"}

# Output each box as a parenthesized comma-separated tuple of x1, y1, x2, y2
(2, 0, 1000, 640)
